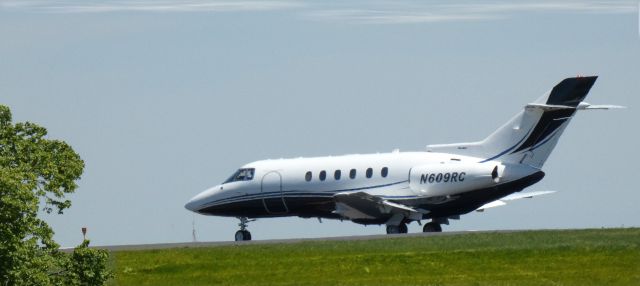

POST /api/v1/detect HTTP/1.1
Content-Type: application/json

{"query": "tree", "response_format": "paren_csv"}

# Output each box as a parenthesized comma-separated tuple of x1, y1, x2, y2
(59, 240, 112, 286)
(0, 105, 112, 285)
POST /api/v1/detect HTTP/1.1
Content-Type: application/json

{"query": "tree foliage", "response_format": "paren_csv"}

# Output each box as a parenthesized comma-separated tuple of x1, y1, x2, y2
(0, 105, 112, 285)
(60, 240, 113, 286)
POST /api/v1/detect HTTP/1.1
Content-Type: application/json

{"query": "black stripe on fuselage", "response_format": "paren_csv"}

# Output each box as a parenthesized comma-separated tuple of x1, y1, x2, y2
(197, 180, 408, 210)
(196, 171, 545, 224)
(197, 195, 340, 219)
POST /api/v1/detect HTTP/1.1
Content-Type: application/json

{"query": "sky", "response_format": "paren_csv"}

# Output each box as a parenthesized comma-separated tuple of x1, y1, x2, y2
(1, 0, 639, 247)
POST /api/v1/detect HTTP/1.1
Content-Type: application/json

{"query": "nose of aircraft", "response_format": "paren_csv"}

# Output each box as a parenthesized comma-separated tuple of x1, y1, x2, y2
(185, 191, 207, 213)
(184, 198, 200, 212)
(185, 186, 219, 213)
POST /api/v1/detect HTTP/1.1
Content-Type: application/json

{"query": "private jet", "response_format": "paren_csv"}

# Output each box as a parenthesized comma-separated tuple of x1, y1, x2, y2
(185, 76, 621, 241)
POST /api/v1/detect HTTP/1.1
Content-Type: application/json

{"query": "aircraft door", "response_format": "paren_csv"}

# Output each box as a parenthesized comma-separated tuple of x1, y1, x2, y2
(261, 171, 288, 214)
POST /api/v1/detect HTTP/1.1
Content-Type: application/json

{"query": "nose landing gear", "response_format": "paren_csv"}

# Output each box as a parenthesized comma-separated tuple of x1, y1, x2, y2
(234, 217, 253, 241)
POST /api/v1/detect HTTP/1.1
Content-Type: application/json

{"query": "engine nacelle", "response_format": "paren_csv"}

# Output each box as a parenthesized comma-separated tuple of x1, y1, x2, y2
(409, 162, 501, 197)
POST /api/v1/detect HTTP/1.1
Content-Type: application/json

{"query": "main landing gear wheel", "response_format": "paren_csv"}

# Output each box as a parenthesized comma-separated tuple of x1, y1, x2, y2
(422, 222, 442, 233)
(386, 222, 408, 234)
(234, 217, 252, 241)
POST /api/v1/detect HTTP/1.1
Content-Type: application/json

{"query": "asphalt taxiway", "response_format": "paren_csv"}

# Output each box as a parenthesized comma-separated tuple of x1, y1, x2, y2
(94, 230, 522, 251)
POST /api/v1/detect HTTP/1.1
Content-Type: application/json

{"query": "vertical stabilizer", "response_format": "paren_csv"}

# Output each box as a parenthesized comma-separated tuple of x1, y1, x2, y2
(427, 76, 598, 168)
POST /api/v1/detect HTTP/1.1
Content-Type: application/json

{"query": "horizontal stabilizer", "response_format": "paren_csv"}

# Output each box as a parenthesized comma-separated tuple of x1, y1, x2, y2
(577, 102, 627, 110)
(525, 102, 626, 111)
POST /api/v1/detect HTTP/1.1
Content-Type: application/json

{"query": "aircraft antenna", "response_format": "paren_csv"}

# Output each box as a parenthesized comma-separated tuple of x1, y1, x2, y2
(192, 215, 197, 242)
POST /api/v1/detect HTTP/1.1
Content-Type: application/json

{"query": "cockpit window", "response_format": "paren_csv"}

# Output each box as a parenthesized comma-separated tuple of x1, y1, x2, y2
(223, 168, 255, 184)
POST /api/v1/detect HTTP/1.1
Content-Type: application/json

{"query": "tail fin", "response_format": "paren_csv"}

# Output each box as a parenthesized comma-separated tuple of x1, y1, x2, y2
(427, 76, 598, 168)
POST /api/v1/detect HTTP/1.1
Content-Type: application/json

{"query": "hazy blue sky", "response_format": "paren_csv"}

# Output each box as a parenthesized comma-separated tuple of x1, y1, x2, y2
(1, 0, 639, 247)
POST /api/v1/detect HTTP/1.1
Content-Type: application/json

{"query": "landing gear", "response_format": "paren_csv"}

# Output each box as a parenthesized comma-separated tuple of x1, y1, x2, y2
(386, 222, 408, 234)
(422, 222, 442, 233)
(234, 217, 252, 241)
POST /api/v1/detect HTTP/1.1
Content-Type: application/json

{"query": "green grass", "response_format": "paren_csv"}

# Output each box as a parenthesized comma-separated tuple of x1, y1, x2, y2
(109, 228, 640, 285)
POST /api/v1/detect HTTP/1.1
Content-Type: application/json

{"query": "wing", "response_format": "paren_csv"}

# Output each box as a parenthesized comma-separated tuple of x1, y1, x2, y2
(333, 192, 428, 222)
(476, 191, 555, 212)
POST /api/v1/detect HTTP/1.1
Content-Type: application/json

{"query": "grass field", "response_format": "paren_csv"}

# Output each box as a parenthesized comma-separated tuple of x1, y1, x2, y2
(109, 228, 640, 285)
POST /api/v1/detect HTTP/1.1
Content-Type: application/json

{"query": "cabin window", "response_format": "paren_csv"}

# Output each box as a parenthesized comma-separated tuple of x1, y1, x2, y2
(305, 171, 312, 182)
(366, 168, 373, 178)
(223, 168, 255, 184)
(334, 170, 341, 180)
(319, 170, 327, 181)
(381, 167, 388, 177)
(349, 169, 356, 179)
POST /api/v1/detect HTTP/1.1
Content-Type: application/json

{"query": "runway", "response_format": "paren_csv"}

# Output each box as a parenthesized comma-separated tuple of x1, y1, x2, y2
(94, 229, 523, 252)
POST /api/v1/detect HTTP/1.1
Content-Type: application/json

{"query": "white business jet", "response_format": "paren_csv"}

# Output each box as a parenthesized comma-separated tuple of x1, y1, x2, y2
(185, 76, 622, 241)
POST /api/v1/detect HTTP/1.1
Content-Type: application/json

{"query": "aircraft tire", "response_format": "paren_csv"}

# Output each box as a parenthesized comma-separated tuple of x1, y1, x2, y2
(235, 230, 245, 241)
(399, 223, 408, 234)
(422, 222, 442, 233)
(235, 230, 252, 241)
(386, 225, 399, 234)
